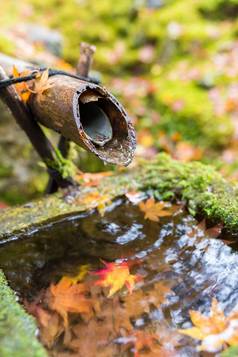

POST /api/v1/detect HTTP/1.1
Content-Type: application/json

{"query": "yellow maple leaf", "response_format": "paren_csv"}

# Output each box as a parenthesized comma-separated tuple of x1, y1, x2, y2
(12, 65, 32, 103)
(139, 198, 179, 222)
(94, 261, 141, 297)
(77, 191, 111, 216)
(179, 298, 238, 353)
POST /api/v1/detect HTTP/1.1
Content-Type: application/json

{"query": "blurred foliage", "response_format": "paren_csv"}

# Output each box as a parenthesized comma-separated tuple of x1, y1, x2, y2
(22, 0, 237, 149)
(2, 0, 238, 202)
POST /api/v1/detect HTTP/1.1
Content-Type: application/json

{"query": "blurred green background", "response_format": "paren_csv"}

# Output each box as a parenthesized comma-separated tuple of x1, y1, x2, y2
(1, 0, 238, 204)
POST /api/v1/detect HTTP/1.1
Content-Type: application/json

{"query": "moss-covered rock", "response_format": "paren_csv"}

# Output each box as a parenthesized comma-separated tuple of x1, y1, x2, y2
(1, 153, 238, 238)
(0, 270, 47, 357)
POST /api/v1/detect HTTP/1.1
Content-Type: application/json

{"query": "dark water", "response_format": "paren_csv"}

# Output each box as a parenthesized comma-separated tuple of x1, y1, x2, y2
(1, 198, 238, 356)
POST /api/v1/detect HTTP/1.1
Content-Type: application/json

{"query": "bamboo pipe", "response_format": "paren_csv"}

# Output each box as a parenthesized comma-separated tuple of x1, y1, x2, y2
(0, 53, 136, 166)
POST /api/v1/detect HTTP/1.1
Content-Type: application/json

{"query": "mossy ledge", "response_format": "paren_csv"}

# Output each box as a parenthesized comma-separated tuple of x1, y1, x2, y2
(1, 153, 238, 238)
(0, 270, 47, 357)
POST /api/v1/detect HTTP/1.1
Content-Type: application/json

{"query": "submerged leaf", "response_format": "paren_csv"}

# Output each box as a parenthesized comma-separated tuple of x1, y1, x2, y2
(48, 277, 92, 326)
(93, 261, 141, 297)
(179, 298, 238, 353)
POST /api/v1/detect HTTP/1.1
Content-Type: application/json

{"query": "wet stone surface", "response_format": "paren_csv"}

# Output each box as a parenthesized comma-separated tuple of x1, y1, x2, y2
(0, 198, 238, 356)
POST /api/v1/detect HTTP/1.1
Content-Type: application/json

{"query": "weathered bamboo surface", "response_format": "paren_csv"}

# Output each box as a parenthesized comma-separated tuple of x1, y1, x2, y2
(30, 75, 136, 165)
(1, 154, 238, 240)
(0, 53, 136, 166)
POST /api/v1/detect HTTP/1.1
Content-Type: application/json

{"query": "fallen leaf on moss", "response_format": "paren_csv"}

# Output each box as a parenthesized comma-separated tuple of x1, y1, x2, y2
(93, 260, 141, 297)
(179, 298, 238, 353)
(76, 172, 113, 187)
(139, 198, 179, 222)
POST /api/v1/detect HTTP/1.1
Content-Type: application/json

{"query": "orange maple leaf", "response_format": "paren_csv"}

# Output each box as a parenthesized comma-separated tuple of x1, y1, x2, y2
(12, 65, 32, 103)
(179, 298, 238, 352)
(76, 172, 113, 187)
(49, 277, 92, 326)
(139, 198, 179, 222)
(93, 261, 141, 297)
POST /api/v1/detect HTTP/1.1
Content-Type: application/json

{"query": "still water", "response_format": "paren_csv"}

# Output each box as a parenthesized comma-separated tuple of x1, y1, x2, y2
(0, 198, 237, 356)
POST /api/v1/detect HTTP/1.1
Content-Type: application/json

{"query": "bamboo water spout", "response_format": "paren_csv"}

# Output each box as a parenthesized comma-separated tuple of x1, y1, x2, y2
(29, 75, 136, 166)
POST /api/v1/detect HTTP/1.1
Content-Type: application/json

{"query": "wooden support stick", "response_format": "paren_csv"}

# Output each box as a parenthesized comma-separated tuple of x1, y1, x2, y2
(0, 65, 73, 189)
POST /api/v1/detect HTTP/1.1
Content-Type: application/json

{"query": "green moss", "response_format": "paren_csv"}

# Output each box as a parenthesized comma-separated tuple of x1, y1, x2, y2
(0, 270, 47, 357)
(222, 345, 238, 357)
(1, 154, 238, 237)
(139, 154, 238, 227)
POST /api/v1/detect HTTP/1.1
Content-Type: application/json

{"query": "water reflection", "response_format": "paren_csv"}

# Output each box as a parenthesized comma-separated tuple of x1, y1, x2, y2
(0, 198, 237, 356)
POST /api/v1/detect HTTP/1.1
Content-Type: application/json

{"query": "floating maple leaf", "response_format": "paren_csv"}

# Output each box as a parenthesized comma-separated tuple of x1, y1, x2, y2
(139, 198, 180, 222)
(12, 65, 32, 103)
(179, 298, 238, 353)
(93, 261, 141, 297)
(48, 277, 92, 326)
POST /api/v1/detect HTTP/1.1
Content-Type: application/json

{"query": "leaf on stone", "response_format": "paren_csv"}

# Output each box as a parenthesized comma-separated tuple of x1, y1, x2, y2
(93, 260, 141, 297)
(139, 198, 180, 222)
(178, 298, 238, 353)
(77, 190, 112, 216)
